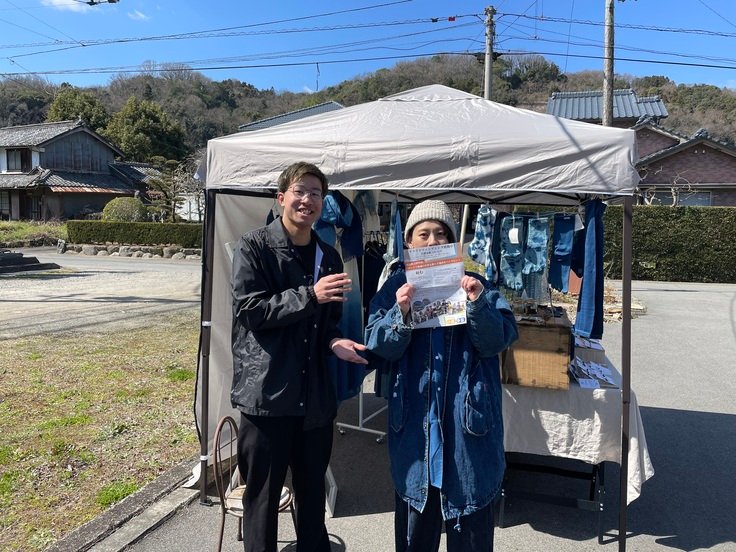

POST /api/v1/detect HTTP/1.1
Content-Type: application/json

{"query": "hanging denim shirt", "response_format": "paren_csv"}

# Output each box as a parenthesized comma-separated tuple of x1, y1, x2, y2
(573, 199, 607, 340)
(548, 213, 575, 293)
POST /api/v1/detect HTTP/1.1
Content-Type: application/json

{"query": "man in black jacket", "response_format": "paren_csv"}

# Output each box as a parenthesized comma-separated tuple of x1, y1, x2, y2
(231, 161, 368, 552)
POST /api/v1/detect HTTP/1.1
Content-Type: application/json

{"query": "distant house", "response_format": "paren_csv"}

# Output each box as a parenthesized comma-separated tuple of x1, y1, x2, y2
(634, 120, 736, 207)
(547, 89, 668, 128)
(547, 90, 736, 206)
(0, 120, 160, 221)
(238, 101, 344, 131)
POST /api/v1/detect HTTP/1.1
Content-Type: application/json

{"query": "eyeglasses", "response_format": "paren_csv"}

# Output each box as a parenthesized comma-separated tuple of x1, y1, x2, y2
(287, 187, 323, 200)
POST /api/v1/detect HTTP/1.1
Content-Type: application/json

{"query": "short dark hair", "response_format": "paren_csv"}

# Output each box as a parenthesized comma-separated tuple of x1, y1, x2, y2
(277, 162, 328, 195)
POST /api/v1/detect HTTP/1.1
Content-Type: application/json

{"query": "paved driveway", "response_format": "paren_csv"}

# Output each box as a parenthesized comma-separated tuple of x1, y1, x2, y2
(121, 280, 736, 552)
(0, 248, 201, 339)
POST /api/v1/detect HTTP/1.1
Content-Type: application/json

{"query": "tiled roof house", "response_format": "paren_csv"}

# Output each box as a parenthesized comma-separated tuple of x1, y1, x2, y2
(547, 90, 736, 206)
(547, 89, 668, 127)
(0, 120, 161, 220)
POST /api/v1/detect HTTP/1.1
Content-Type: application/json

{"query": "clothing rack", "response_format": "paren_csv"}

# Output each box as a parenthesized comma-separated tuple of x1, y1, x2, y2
(335, 389, 387, 443)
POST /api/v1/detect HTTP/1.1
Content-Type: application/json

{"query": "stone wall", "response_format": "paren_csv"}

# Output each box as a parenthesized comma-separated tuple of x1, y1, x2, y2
(61, 242, 202, 260)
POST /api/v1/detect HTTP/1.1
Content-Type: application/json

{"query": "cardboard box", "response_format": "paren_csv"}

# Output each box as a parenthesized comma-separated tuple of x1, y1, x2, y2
(502, 322, 571, 390)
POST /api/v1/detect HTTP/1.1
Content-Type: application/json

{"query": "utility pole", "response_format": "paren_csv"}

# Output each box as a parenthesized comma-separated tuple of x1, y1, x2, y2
(484, 6, 496, 100)
(602, 0, 614, 126)
(461, 6, 496, 244)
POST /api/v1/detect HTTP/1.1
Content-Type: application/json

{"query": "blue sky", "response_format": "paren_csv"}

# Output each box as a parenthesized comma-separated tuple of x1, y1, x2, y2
(1, 0, 736, 92)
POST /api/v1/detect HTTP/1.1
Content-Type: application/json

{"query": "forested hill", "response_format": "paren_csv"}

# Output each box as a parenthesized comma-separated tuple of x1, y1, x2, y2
(2, 53, 735, 162)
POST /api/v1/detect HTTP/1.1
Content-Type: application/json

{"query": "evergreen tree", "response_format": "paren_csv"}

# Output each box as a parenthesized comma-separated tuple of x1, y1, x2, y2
(46, 83, 110, 132)
(101, 96, 189, 161)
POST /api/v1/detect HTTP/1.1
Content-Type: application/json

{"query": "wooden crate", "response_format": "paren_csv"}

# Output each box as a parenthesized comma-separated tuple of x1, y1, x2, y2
(502, 323, 571, 390)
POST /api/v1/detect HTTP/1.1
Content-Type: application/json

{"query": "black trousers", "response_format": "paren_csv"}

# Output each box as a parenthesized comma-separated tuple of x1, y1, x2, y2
(237, 413, 333, 552)
(394, 487, 495, 552)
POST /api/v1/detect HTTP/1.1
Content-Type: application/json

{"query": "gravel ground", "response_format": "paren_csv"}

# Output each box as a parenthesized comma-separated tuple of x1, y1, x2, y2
(0, 249, 201, 339)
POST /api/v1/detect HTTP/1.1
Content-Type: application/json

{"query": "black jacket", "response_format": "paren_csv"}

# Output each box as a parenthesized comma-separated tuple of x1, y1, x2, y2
(231, 218, 343, 428)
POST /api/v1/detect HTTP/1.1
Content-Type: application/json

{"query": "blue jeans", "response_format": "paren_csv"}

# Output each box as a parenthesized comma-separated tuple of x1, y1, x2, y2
(394, 488, 495, 552)
(522, 217, 549, 275)
(574, 200, 606, 340)
(548, 214, 575, 292)
(499, 216, 525, 291)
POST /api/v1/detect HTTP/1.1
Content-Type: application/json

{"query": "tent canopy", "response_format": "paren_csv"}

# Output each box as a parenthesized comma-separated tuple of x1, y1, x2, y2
(204, 84, 640, 205)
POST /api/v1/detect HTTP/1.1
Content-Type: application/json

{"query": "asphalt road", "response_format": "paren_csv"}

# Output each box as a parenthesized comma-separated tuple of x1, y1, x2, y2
(7, 256, 735, 551)
(123, 280, 736, 552)
(0, 247, 201, 339)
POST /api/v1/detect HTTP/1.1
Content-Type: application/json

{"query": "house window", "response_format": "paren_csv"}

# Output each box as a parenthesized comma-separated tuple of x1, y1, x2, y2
(7, 148, 32, 172)
(0, 191, 9, 219)
(649, 190, 711, 207)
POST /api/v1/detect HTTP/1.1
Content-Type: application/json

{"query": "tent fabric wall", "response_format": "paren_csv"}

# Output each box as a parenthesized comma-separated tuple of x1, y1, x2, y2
(195, 193, 275, 455)
(196, 84, 640, 547)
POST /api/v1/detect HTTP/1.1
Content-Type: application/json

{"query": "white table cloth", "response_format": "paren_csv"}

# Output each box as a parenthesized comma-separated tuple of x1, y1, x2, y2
(501, 351, 654, 504)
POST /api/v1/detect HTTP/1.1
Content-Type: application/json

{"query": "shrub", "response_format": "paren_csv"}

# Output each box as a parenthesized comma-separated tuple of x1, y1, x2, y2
(102, 197, 148, 222)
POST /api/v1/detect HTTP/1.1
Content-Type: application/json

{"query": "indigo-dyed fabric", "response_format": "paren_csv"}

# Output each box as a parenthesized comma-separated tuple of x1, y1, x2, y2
(522, 217, 549, 275)
(467, 205, 496, 284)
(499, 216, 525, 291)
(548, 214, 575, 293)
(314, 191, 366, 401)
(573, 200, 606, 340)
(313, 190, 363, 262)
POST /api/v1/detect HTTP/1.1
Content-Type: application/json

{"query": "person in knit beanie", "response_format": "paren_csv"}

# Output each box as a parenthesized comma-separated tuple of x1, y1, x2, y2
(365, 198, 518, 552)
(403, 199, 458, 245)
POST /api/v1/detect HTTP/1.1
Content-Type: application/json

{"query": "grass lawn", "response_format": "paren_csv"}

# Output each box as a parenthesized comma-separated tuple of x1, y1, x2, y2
(0, 308, 200, 551)
(0, 221, 67, 244)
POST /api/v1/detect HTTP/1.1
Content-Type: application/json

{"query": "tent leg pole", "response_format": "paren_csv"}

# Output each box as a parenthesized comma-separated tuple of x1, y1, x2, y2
(619, 197, 633, 550)
(199, 189, 218, 505)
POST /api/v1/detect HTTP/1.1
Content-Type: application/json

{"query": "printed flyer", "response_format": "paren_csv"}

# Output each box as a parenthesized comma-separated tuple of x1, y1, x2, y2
(404, 242, 466, 329)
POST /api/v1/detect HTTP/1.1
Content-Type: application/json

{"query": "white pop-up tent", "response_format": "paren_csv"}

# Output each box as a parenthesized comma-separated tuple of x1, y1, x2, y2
(196, 84, 639, 547)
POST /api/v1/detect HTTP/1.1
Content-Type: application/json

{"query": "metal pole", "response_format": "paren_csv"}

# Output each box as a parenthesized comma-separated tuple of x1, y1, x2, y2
(619, 197, 633, 550)
(198, 188, 218, 505)
(603, 0, 615, 126)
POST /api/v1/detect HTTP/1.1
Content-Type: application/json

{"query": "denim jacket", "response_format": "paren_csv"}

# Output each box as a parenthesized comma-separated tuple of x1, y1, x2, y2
(365, 271, 518, 520)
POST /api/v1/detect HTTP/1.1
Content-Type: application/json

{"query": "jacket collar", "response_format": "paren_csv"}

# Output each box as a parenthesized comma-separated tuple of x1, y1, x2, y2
(265, 216, 323, 250)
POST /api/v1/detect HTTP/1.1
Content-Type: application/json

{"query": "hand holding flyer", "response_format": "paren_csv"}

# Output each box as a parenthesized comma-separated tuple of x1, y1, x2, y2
(404, 242, 467, 329)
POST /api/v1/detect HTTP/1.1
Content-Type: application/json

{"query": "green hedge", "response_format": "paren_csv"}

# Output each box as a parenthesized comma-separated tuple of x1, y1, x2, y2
(67, 221, 202, 248)
(604, 205, 736, 283)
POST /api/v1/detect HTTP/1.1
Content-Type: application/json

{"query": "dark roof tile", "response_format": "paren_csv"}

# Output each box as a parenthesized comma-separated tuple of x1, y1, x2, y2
(0, 120, 82, 147)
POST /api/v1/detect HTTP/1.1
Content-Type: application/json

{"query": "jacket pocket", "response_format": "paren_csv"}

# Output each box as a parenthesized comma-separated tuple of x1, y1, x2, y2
(463, 368, 494, 436)
(389, 370, 407, 432)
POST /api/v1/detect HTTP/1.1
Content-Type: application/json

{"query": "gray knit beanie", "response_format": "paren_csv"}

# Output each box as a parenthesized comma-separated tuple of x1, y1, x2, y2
(404, 200, 457, 243)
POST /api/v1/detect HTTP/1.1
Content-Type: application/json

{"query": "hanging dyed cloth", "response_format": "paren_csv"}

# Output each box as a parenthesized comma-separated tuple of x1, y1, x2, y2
(467, 204, 496, 284)
(313, 191, 366, 401)
(573, 199, 607, 340)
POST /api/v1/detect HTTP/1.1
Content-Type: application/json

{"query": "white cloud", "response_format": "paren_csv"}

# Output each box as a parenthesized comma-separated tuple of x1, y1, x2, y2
(41, 0, 88, 13)
(128, 9, 150, 21)
(302, 86, 315, 94)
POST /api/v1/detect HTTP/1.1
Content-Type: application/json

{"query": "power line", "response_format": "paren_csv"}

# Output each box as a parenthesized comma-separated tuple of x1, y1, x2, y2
(499, 48, 736, 72)
(0, 51, 480, 77)
(3, 0, 85, 47)
(498, 11, 736, 39)
(502, 29, 736, 68)
(4, 16, 478, 61)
